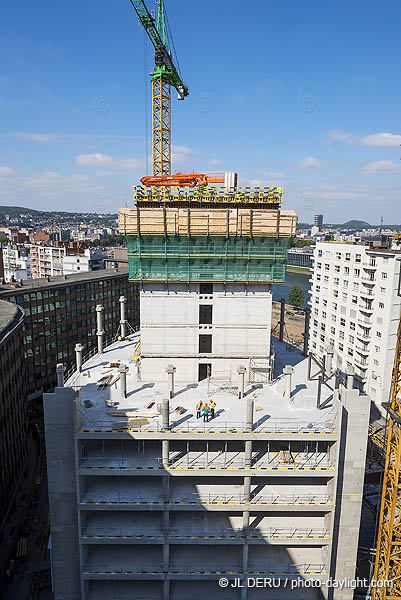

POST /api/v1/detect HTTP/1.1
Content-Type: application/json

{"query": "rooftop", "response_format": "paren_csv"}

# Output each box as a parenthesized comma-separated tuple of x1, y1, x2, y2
(0, 299, 23, 343)
(0, 267, 129, 296)
(68, 336, 336, 435)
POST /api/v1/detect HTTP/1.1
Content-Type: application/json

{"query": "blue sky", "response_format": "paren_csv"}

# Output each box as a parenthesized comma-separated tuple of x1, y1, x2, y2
(1, 0, 400, 223)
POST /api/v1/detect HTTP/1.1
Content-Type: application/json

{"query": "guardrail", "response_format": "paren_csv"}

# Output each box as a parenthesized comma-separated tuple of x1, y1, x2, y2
(79, 454, 334, 471)
(80, 492, 333, 505)
(78, 418, 336, 435)
(81, 527, 330, 539)
(83, 562, 327, 575)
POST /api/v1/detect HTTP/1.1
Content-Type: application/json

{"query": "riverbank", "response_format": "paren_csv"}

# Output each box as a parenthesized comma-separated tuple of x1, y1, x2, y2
(286, 265, 312, 275)
(271, 301, 306, 346)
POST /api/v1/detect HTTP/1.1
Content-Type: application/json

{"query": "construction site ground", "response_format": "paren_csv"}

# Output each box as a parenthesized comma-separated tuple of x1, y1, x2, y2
(271, 301, 306, 347)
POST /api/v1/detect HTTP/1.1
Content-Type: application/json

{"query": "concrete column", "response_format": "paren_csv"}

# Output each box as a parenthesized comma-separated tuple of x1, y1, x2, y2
(163, 580, 169, 600)
(245, 440, 252, 468)
(166, 364, 176, 400)
(243, 476, 251, 501)
(243, 510, 250, 529)
(303, 308, 310, 356)
(75, 343, 83, 373)
(43, 387, 81, 599)
(330, 389, 370, 599)
(162, 400, 170, 430)
(326, 345, 334, 375)
(96, 304, 104, 354)
(119, 295, 127, 339)
(56, 363, 65, 387)
(162, 440, 169, 468)
(283, 365, 294, 401)
(246, 398, 254, 432)
(119, 363, 128, 398)
(347, 367, 355, 390)
(279, 297, 285, 342)
(238, 365, 246, 399)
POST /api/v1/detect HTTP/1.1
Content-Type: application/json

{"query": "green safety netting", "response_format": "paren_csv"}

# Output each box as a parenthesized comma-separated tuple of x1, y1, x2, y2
(125, 235, 291, 283)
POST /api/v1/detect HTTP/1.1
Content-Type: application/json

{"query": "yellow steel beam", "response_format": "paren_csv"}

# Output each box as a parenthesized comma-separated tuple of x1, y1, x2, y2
(373, 311, 401, 599)
(152, 77, 171, 176)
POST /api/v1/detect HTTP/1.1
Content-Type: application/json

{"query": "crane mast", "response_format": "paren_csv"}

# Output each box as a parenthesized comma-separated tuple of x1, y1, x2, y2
(128, 0, 189, 177)
(372, 306, 401, 599)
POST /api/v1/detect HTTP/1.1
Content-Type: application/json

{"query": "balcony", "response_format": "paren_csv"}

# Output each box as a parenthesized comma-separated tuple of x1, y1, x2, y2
(357, 315, 372, 327)
(355, 342, 370, 355)
(361, 275, 376, 283)
(356, 330, 370, 341)
(359, 302, 373, 314)
(355, 354, 368, 368)
(363, 261, 377, 269)
(359, 288, 374, 299)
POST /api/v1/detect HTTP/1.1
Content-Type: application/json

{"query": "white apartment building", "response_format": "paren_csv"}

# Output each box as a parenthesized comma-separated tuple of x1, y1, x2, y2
(63, 248, 104, 275)
(29, 245, 65, 279)
(2, 246, 31, 282)
(309, 241, 401, 415)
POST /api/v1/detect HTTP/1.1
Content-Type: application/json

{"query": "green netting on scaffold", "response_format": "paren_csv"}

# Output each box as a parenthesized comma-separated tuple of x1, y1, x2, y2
(124, 235, 292, 283)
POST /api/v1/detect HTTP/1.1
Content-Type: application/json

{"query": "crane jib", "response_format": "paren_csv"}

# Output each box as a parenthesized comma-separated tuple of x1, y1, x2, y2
(129, 0, 189, 97)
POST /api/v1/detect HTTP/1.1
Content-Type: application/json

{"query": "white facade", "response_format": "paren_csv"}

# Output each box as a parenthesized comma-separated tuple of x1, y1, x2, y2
(29, 245, 66, 279)
(63, 249, 104, 275)
(2, 246, 31, 282)
(309, 241, 401, 415)
(140, 282, 272, 383)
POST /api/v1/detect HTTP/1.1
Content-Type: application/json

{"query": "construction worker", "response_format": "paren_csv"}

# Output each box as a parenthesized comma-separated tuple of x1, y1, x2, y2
(210, 400, 216, 419)
(203, 403, 210, 423)
(196, 400, 203, 419)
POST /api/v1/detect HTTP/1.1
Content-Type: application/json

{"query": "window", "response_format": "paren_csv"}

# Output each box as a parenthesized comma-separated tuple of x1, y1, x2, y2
(321, 323, 326, 332)
(344, 267, 350, 275)
(339, 331, 345, 340)
(334, 278, 339, 286)
(350, 322, 355, 331)
(349, 335, 354, 343)
(345, 253, 351, 261)
(332, 302, 338, 311)
(333, 290, 339, 298)
(379, 302, 384, 309)
(199, 335, 212, 353)
(317, 274, 321, 281)
(200, 283, 213, 295)
(317, 262, 322, 270)
(342, 293, 348, 301)
(340, 318, 346, 326)
(375, 345, 381, 353)
(380, 287, 386, 293)
(382, 272, 388, 279)
(331, 326, 336, 335)
(320, 334, 325, 342)
(199, 305, 213, 324)
(323, 299, 327, 307)
(314, 319, 318, 327)
(343, 280, 349, 288)
(316, 285, 321, 292)
(314, 308, 319, 316)
(324, 276, 329, 283)
(354, 269, 360, 276)
(339, 343, 344, 351)
(355, 254, 361, 263)
(348, 348, 354, 356)
(352, 295, 358, 305)
(322, 311, 327, 319)
(352, 282, 359, 291)
(324, 264, 329, 271)
(318, 249, 323, 257)
(376, 331, 382, 338)
(336, 252, 341, 260)
(335, 265, 340, 273)
(374, 359, 379, 366)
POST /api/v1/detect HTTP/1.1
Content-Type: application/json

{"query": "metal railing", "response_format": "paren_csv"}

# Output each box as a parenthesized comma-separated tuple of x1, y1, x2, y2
(80, 492, 333, 505)
(83, 562, 327, 575)
(81, 527, 330, 539)
(78, 418, 336, 435)
(79, 453, 334, 471)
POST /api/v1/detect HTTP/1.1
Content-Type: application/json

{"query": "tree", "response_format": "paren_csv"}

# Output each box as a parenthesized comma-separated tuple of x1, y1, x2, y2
(288, 285, 305, 309)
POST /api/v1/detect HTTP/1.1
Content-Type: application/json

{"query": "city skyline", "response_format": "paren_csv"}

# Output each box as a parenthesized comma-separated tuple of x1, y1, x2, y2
(0, 0, 400, 220)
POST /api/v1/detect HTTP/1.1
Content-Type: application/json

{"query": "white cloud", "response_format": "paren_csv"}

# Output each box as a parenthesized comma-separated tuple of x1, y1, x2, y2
(94, 170, 115, 177)
(299, 157, 327, 169)
(76, 153, 144, 170)
(172, 145, 196, 165)
(362, 160, 401, 175)
(14, 132, 54, 142)
(268, 171, 286, 179)
(327, 130, 354, 143)
(208, 159, 223, 166)
(0, 166, 18, 176)
(360, 133, 401, 148)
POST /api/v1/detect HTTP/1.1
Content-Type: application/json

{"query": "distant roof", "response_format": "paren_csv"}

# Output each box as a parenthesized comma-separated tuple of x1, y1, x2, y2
(0, 299, 22, 341)
(0, 267, 129, 296)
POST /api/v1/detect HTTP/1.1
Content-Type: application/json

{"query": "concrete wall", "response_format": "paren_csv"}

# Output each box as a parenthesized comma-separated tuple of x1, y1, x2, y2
(140, 282, 272, 383)
(329, 388, 370, 600)
(43, 387, 81, 600)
